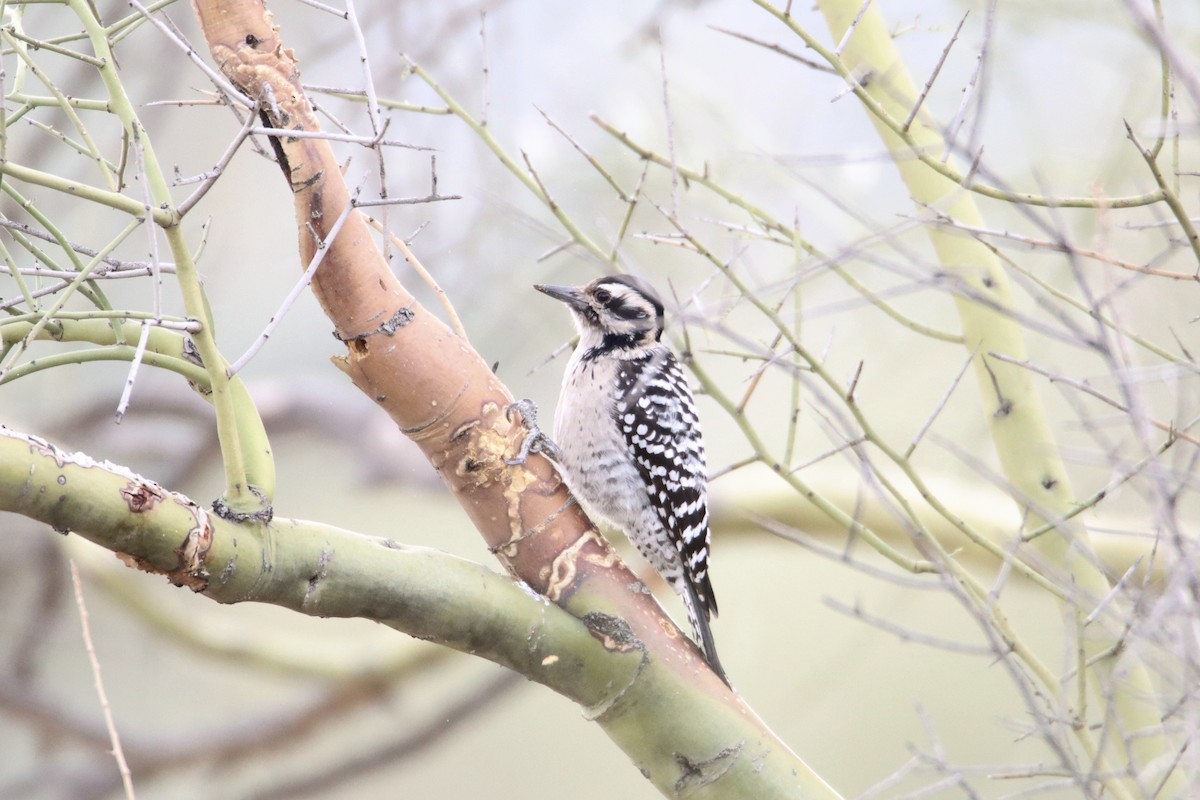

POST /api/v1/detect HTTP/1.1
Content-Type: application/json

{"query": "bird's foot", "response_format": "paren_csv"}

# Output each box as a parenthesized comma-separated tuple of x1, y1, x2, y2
(505, 398, 562, 465)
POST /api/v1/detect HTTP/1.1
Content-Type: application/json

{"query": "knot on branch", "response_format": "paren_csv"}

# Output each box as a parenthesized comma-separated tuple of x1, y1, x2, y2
(674, 743, 744, 793)
(580, 611, 643, 654)
(332, 306, 416, 347)
(114, 507, 213, 593)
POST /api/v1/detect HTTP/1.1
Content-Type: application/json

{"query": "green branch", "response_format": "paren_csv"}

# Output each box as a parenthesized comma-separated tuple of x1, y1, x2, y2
(0, 427, 624, 696)
(0, 426, 844, 800)
(63, 0, 272, 513)
(0, 159, 175, 225)
(0, 317, 274, 501)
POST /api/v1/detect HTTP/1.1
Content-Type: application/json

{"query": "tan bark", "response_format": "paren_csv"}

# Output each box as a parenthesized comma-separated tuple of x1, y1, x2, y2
(189, 0, 723, 692)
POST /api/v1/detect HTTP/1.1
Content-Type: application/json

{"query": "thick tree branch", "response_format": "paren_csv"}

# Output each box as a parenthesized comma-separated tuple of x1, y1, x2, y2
(178, 2, 842, 795)
(0, 426, 623, 695)
(1, 417, 838, 797)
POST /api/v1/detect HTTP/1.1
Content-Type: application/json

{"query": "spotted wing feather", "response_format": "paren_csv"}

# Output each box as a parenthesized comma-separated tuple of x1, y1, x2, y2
(613, 351, 717, 619)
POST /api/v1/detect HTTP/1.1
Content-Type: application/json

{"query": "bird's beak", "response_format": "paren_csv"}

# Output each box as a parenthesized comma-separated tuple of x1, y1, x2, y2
(534, 283, 589, 312)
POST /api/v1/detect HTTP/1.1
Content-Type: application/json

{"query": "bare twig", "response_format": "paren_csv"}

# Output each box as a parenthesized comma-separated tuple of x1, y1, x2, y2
(658, 43, 681, 215)
(479, 11, 491, 128)
(905, 350, 977, 458)
(944, 0, 996, 159)
(833, 0, 873, 58)
(70, 561, 136, 800)
(708, 25, 836, 73)
(115, 321, 153, 422)
(1125, 121, 1200, 272)
(361, 213, 468, 340)
(823, 596, 994, 655)
(126, 1, 251, 109)
(227, 198, 358, 376)
(176, 93, 263, 215)
(987, 351, 1200, 447)
(903, 12, 968, 133)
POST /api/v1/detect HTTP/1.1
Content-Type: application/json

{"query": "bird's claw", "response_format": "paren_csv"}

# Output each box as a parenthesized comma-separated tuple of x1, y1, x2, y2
(506, 399, 562, 465)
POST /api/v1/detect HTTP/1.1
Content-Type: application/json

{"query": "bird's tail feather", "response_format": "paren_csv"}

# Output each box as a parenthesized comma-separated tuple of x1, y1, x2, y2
(681, 577, 730, 687)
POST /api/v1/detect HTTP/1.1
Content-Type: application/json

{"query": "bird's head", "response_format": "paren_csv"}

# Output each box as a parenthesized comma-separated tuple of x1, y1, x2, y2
(535, 274, 665, 354)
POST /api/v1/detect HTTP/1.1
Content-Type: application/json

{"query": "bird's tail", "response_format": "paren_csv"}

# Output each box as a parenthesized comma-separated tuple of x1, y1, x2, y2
(680, 577, 730, 687)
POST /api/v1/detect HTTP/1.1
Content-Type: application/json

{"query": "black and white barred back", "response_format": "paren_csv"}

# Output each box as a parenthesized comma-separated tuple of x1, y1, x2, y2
(613, 351, 716, 616)
(535, 275, 726, 683)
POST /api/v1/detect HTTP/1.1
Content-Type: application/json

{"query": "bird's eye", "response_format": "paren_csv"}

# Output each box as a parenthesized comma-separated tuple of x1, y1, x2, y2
(594, 289, 612, 303)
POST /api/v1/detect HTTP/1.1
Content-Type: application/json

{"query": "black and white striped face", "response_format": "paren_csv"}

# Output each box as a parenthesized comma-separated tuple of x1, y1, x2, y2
(535, 275, 665, 354)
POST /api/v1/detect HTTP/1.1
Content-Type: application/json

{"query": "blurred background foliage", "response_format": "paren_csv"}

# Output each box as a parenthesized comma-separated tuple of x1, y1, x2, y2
(2, 0, 1198, 797)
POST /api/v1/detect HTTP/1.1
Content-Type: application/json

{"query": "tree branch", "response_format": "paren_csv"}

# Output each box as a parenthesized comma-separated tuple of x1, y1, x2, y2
(0, 426, 621, 691)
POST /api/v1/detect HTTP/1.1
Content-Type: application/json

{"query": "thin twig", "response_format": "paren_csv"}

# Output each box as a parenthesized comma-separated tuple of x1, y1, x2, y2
(944, 0, 995, 160)
(343, 0, 389, 264)
(304, 85, 451, 115)
(708, 25, 836, 73)
(1124, 121, 1200, 273)
(824, 596, 993, 655)
(352, 194, 461, 207)
(1120, 0, 1200, 111)
(0, 220, 175, 273)
(658, 43, 680, 215)
(345, 0, 381, 139)
(536, 106, 630, 202)
(903, 12, 968, 133)
(526, 338, 574, 376)
(833, 0, 873, 58)
(70, 561, 136, 800)
(4, 26, 105, 67)
(535, 238, 576, 263)
(926, 215, 1194, 280)
(362, 214, 468, 339)
(126, 1, 251, 110)
(247, 125, 429, 150)
(905, 349, 977, 458)
(293, 0, 348, 15)
(176, 94, 263, 215)
(130, 125, 163, 318)
(115, 321, 153, 422)
(479, 11, 491, 128)
(845, 360, 864, 403)
(227, 199, 358, 376)
(987, 351, 1200, 446)
(1084, 558, 1142, 626)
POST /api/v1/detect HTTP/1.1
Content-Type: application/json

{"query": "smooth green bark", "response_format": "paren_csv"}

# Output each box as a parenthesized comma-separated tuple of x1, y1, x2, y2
(1, 426, 841, 799)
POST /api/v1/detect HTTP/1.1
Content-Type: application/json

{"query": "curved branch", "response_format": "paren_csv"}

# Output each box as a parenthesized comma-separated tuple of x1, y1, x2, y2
(1, 421, 839, 797)
(170, 2, 844, 796)
(0, 427, 627, 696)
(0, 317, 276, 503)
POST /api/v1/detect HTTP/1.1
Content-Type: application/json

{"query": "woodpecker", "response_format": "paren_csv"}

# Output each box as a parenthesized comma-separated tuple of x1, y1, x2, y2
(533, 274, 726, 683)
